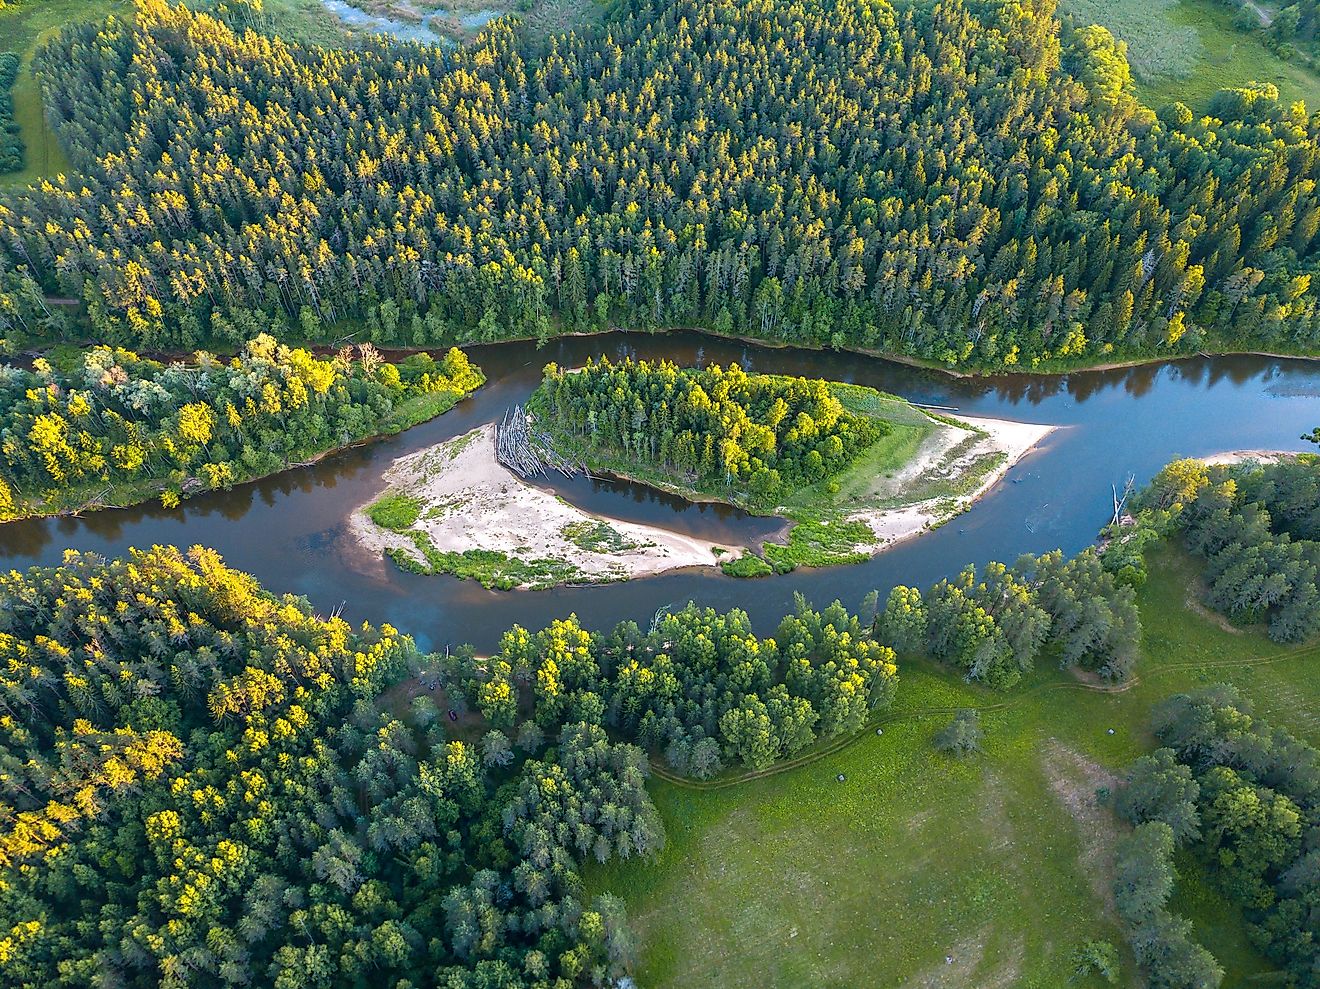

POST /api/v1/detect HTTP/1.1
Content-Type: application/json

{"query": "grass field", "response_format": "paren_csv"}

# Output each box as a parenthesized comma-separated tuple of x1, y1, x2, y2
(588, 543, 1316, 987)
(1061, 0, 1320, 110)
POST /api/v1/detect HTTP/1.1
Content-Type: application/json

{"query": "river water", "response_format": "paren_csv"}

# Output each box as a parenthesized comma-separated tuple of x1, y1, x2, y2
(1, 332, 1317, 651)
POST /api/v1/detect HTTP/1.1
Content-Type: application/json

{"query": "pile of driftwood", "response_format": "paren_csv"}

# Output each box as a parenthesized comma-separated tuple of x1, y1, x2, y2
(495, 405, 584, 479)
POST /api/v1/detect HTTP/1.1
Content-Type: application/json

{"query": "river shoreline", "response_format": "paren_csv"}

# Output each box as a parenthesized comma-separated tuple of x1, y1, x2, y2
(14, 324, 1320, 381)
(351, 409, 1056, 588)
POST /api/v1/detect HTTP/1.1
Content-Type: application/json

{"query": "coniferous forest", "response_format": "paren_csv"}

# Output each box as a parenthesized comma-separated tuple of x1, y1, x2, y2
(534, 357, 885, 502)
(0, 547, 895, 987)
(2, 0, 1320, 984)
(1, 0, 1320, 366)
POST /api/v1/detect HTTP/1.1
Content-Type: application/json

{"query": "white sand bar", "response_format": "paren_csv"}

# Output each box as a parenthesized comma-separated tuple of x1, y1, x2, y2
(846, 413, 1055, 548)
(350, 424, 742, 586)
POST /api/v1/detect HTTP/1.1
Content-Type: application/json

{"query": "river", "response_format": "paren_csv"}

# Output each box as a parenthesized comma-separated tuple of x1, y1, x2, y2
(1, 332, 1317, 651)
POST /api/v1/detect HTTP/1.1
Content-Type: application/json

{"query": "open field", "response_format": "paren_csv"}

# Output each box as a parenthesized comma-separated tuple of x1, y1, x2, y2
(1061, 0, 1320, 110)
(588, 543, 1317, 987)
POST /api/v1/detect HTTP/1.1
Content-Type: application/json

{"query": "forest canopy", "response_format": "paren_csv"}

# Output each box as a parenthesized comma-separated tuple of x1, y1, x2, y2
(1125, 454, 1320, 642)
(531, 357, 887, 504)
(1, 0, 1319, 365)
(0, 547, 895, 987)
(0, 336, 484, 520)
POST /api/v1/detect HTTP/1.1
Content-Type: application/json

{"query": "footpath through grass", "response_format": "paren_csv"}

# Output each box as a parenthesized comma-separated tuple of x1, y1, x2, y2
(590, 543, 1315, 987)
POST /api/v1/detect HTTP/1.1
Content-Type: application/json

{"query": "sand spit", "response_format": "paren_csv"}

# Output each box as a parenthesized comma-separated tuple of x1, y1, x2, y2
(1199, 449, 1303, 466)
(350, 424, 742, 586)
(846, 413, 1055, 548)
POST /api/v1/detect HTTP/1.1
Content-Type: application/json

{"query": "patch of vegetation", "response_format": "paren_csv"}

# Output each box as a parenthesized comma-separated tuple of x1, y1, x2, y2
(533, 359, 894, 513)
(366, 492, 423, 530)
(761, 517, 874, 573)
(719, 553, 774, 578)
(0, 339, 483, 522)
(1062, 0, 1320, 110)
(1060, 0, 1204, 83)
(0, 51, 23, 174)
(392, 532, 586, 590)
(588, 542, 1312, 987)
(0, 0, 139, 187)
(561, 519, 641, 554)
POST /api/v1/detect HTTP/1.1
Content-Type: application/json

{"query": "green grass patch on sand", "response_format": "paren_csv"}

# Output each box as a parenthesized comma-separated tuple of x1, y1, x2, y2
(760, 516, 874, 573)
(387, 534, 587, 591)
(1061, 0, 1320, 111)
(587, 541, 1313, 987)
(561, 519, 642, 554)
(366, 492, 423, 530)
(719, 553, 774, 578)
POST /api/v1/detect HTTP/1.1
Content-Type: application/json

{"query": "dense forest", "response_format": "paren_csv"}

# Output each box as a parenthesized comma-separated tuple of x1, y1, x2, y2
(2, 0, 1320, 366)
(0, 336, 483, 519)
(0, 547, 895, 986)
(0, 51, 21, 175)
(0, 546, 658, 987)
(532, 357, 884, 502)
(1123, 454, 1320, 642)
(1118, 686, 1320, 988)
(879, 548, 1141, 688)
(443, 597, 898, 774)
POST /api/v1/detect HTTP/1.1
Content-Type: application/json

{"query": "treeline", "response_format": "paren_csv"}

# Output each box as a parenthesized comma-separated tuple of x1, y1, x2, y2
(879, 549, 1140, 688)
(533, 358, 884, 503)
(1112, 821, 1223, 989)
(0, 546, 655, 987)
(1122, 454, 1320, 642)
(0, 51, 21, 174)
(439, 597, 898, 774)
(3, 0, 1320, 365)
(0, 336, 483, 519)
(0, 547, 901, 986)
(1117, 686, 1320, 987)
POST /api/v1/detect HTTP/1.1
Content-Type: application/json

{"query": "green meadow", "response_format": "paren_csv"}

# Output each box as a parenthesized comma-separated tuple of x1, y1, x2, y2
(589, 544, 1316, 987)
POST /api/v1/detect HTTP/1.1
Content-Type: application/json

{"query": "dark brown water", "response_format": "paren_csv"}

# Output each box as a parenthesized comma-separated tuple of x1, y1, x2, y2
(2, 331, 1318, 651)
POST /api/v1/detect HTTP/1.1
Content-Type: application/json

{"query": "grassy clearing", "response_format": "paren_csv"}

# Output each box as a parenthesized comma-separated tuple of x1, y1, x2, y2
(1061, 0, 1320, 110)
(590, 541, 1316, 987)
(0, 0, 355, 190)
(0, 0, 128, 187)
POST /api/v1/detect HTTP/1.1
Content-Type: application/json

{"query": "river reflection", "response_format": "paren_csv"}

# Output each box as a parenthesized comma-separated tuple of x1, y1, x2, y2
(1, 332, 1317, 651)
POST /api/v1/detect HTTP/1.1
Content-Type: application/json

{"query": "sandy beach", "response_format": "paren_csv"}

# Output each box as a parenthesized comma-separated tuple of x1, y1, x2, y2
(1199, 449, 1302, 466)
(350, 424, 742, 586)
(847, 413, 1055, 548)
(351, 409, 1057, 587)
